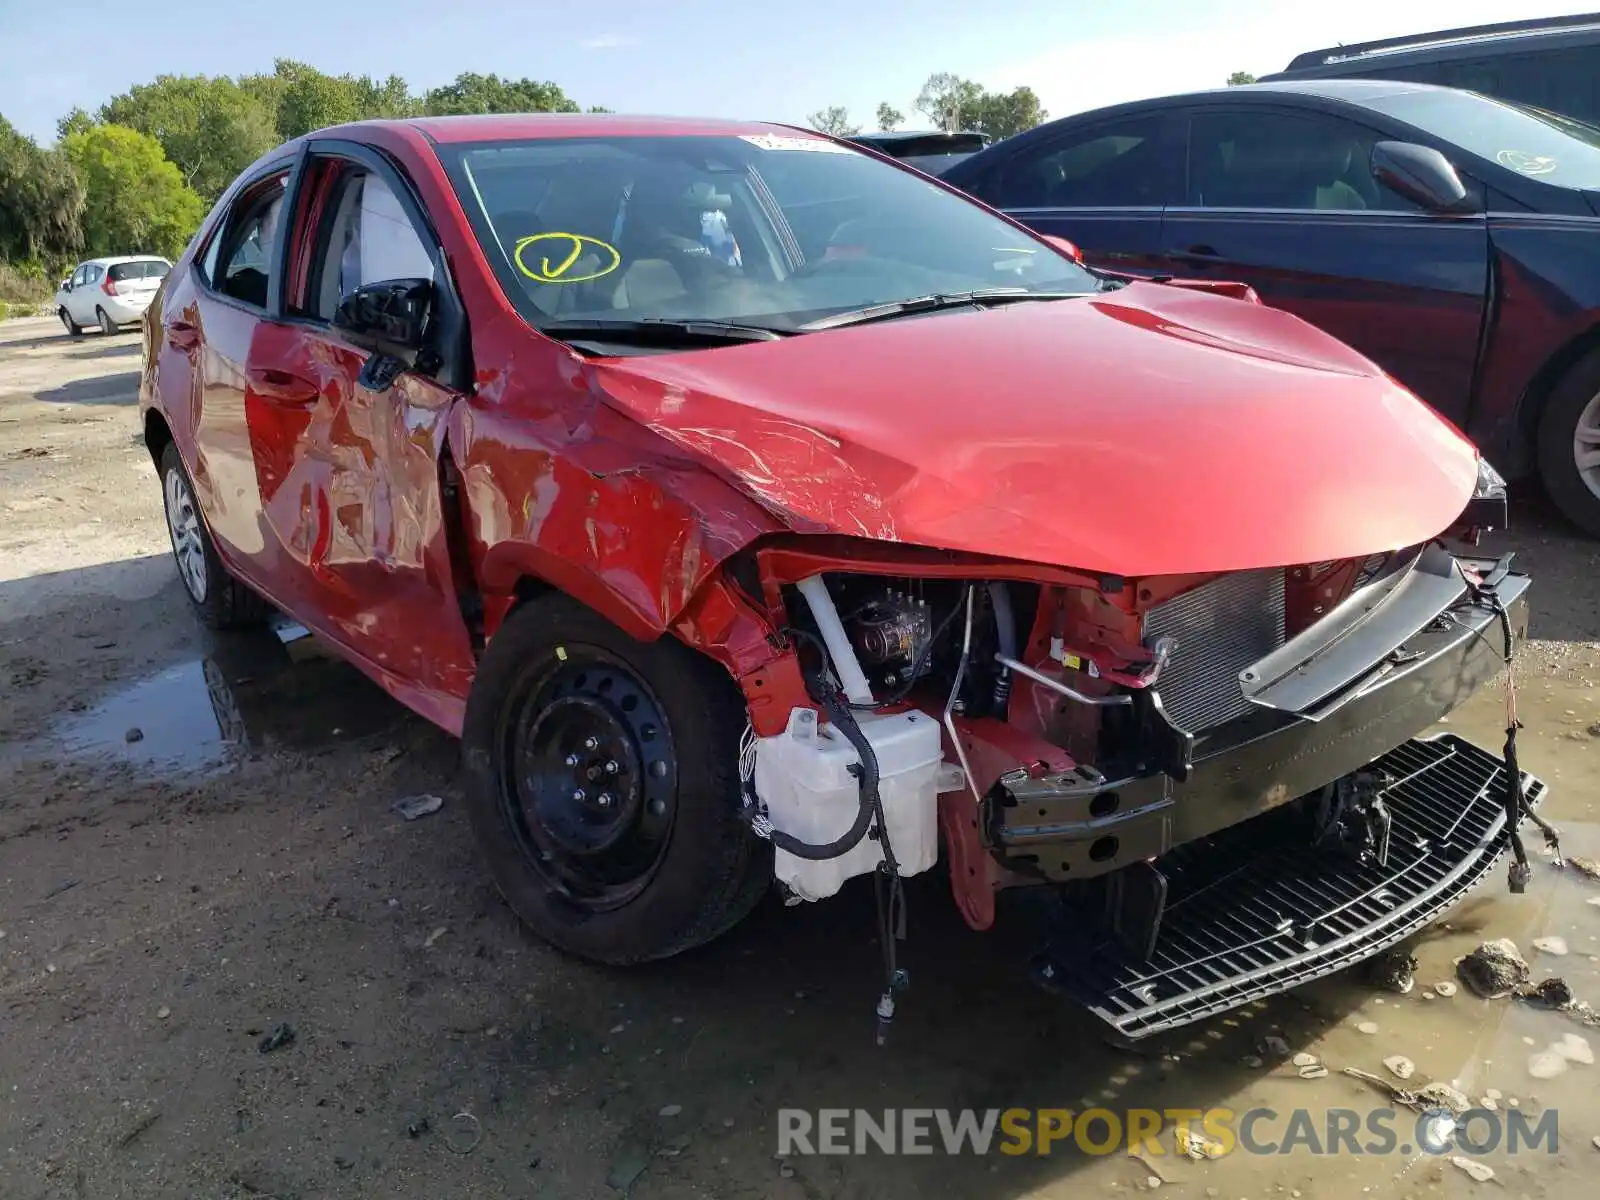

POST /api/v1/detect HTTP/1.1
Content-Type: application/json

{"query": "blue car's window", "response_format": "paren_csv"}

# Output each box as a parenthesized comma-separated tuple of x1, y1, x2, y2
(438, 134, 1096, 331)
(1363, 88, 1600, 188)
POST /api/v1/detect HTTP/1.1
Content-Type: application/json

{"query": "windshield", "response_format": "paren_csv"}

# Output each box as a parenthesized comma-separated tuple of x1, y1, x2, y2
(1360, 88, 1600, 189)
(437, 133, 1095, 335)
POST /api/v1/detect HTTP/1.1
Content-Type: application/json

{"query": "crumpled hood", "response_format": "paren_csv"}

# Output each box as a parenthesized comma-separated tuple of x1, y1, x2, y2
(590, 282, 1479, 577)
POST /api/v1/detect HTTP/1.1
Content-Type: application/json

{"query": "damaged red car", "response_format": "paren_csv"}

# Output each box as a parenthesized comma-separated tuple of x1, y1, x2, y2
(140, 114, 1554, 1040)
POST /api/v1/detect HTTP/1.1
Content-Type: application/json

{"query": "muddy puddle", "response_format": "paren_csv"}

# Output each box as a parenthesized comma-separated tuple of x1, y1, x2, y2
(23, 629, 414, 775)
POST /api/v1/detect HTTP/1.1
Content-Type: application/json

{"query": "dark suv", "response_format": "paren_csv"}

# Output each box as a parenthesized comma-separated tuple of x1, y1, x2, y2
(941, 79, 1600, 537)
(1264, 13, 1600, 127)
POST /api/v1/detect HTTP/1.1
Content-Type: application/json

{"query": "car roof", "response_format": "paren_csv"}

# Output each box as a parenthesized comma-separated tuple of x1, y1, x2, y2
(1272, 12, 1600, 75)
(351, 112, 822, 145)
(79, 254, 171, 266)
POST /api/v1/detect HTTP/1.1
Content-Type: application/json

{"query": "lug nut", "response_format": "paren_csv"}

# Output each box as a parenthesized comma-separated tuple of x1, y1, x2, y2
(597, 793, 614, 809)
(572, 788, 586, 802)
(605, 760, 619, 774)
(565, 753, 580, 767)
(583, 736, 600, 751)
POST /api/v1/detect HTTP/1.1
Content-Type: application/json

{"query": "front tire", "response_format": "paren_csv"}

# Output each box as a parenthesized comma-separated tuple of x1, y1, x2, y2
(461, 594, 769, 964)
(1536, 347, 1600, 539)
(159, 442, 267, 629)
(59, 307, 83, 337)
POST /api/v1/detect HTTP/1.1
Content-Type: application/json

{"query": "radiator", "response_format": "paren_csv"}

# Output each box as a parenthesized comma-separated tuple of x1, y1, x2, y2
(1142, 569, 1286, 733)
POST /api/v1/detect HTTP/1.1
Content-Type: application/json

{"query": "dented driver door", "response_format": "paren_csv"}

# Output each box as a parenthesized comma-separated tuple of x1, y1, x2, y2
(247, 144, 479, 725)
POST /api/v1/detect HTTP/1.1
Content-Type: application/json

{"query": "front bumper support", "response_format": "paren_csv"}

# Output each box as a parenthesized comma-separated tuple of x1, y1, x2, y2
(991, 562, 1529, 882)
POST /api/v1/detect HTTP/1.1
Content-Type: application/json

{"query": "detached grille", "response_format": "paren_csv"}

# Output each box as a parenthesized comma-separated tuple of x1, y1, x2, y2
(1034, 735, 1541, 1038)
(1143, 569, 1286, 733)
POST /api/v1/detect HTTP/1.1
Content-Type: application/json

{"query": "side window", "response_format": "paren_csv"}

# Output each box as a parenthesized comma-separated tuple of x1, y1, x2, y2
(202, 175, 288, 309)
(993, 116, 1168, 208)
(1187, 110, 1420, 212)
(311, 166, 436, 321)
(70, 265, 88, 287)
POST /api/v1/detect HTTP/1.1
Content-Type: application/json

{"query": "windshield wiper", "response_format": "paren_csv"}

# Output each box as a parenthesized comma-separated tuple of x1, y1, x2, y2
(536, 317, 788, 345)
(799, 289, 1085, 332)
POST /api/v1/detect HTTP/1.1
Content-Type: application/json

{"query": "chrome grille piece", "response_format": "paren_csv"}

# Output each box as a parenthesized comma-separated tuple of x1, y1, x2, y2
(1143, 569, 1286, 733)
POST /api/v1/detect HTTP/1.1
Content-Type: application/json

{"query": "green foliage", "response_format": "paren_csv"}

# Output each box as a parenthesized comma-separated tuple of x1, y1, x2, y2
(0, 116, 84, 267)
(911, 74, 1046, 139)
(422, 73, 581, 116)
(62, 124, 206, 259)
(1228, 71, 1258, 86)
(915, 73, 985, 132)
(806, 106, 860, 136)
(875, 103, 904, 133)
(100, 74, 279, 200)
(964, 86, 1047, 140)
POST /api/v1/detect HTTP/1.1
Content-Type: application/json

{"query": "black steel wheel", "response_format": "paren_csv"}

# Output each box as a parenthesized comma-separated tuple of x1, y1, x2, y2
(462, 593, 769, 963)
(499, 654, 678, 910)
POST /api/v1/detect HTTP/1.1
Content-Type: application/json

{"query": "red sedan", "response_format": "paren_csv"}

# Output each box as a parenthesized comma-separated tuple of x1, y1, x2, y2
(140, 114, 1547, 1038)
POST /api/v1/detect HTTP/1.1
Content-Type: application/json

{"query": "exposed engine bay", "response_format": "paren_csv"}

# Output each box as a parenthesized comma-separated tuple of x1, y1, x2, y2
(735, 537, 1557, 1039)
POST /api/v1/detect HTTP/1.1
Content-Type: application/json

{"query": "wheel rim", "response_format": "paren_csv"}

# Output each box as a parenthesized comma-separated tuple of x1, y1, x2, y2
(1576, 389, 1600, 502)
(163, 466, 209, 603)
(496, 650, 679, 911)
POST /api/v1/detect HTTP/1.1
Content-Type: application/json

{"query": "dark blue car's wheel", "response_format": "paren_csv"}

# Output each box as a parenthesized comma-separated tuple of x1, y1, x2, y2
(1537, 347, 1600, 540)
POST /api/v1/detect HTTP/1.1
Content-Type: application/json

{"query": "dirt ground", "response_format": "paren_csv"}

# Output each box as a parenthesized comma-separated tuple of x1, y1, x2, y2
(2, 313, 1599, 1200)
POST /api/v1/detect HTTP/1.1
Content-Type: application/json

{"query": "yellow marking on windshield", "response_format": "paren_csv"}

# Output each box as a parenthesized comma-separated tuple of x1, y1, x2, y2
(513, 232, 622, 283)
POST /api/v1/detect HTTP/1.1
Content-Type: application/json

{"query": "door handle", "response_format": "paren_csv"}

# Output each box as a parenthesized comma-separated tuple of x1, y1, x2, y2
(166, 319, 199, 350)
(248, 367, 319, 406)
(1170, 244, 1224, 265)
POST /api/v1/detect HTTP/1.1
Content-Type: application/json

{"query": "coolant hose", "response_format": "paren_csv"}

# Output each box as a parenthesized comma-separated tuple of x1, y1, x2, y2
(988, 581, 1017, 713)
(761, 663, 884, 862)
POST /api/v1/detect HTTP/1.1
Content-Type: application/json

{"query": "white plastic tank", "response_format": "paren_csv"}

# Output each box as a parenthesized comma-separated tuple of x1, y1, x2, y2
(753, 706, 943, 902)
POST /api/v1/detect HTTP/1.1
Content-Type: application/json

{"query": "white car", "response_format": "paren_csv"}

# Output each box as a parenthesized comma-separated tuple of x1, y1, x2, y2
(54, 255, 172, 336)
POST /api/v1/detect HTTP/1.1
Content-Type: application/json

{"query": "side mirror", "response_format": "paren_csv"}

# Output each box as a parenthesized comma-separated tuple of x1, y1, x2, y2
(332, 278, 434, 360)
(61, 280, 72, 292)
(1041, 234, 1085, 264)
(1371, 141, 1473, 213)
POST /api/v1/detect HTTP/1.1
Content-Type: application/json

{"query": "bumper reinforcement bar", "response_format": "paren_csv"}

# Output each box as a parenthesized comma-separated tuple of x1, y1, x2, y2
(1029, 733, 1546, 1039)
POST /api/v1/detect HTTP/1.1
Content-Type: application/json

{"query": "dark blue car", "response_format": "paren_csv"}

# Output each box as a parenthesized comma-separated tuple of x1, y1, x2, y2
(941, 79, 1600, 538)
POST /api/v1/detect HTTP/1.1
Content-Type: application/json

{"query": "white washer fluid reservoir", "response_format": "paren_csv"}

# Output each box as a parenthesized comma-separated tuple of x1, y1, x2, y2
(753, 706, 943, 902)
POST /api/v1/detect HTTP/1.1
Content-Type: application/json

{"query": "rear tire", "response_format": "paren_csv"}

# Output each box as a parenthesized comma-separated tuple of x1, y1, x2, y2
(1536, 347, 1600, 539)
(461, 593, 769, 964)
(96, 306, 118, 336)
(59, 307, 83, 337)
(159, 441, 269, 629)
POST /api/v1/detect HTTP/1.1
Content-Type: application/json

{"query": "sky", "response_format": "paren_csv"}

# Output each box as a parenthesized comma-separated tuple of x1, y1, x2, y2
(0, 0, 1591, 144)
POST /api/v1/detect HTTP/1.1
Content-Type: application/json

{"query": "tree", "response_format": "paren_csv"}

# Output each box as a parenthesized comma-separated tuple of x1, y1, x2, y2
(875, 102, 904, 132)
(806, 106, 860, 136)
(1228, 71, 1257, 86)
(62, 124, 205, 259)
(0, 116, 84, 266)
(56, 108, 96, 141)
(915, 72, 983, 132)
(422, 73, 581, 116)
(100, 75, 278, 200)
(273, 59, 364, 139)
(965, 86, 1046, 140)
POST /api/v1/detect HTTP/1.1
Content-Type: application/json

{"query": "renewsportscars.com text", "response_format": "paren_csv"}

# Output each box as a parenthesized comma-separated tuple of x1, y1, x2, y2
(777, 1106, 1559, 1157)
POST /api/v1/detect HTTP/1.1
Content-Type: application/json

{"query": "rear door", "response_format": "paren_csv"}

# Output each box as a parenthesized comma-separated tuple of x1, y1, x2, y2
(1162, 104, 1490, 425)
(178, 169, 299, 592)
(245, 140, 477, 703)
(964, 111, 1184, 276)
